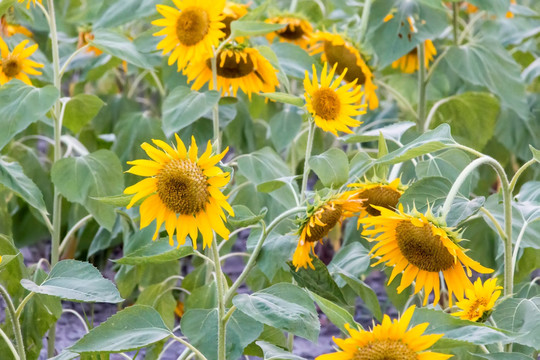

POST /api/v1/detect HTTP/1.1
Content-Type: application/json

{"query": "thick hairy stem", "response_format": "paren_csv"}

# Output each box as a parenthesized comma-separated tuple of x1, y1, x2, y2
(0, 286, 25, 360)
(211, 238, 226, 360)
(416, 42, 427, 132)
(358, 0, 373, 44)
(452, 2, 459, 45)
(300, 120, 315, 203)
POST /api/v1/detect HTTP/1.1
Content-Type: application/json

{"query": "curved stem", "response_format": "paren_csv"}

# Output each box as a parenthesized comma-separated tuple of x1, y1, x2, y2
(222, 305, 236, 324)
(423, 97, 452, 132)
(300, 120, 315, 203)
(509, 159, 536, 193)
(416, 42, 427, 132)
(149, 70, 166, 97)
(15, 292, 35, 320)
(171, 336, 208, 360)
(58, 214, 93, 255)
(425, 47, 449, 84)
(127, 70, 150, 99)
(375, 80, 418, 118)
(219, 252, 250, 261)
(479, 207, 506, 242)
(0, 327, 20, 360)
(512, 218, 540, 280)
(59, 44, 89, 80)
(0, 286, 25, 360)
(62, 309, 89, 333)
(357, 0, 373, 44)
(289, 0, 298, 12)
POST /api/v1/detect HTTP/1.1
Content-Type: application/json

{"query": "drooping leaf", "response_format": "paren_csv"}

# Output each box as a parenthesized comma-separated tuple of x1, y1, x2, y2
(309, 291, 358, 334)
(63, 94, 105, 134)
(0, 157, 47, 213)
(339, 274, 383, 322)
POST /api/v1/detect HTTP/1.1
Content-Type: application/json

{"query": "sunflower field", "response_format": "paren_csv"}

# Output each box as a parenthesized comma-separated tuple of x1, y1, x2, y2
(1, 0, 540, 359)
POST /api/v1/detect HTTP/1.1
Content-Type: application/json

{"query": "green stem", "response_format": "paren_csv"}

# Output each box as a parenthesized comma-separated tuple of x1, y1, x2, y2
(509, 159, 536, 193)
(14, 292, 35, 320)
(59, 44, 89, 80)
(358, 0, 373, 44)
(222, 305, 236, 324)
(452, 2, 459, 45)
(375, 80, 418, 118)
(58, 214, 93, 255)
(416, 42, 427, 132)
(172, 336, 208, 360)
(287, 333, 294, 352)
(211, 238, 226, 360)
(479, 207, 506, 242)
(0, 286, 25, 360)
(300, 120, 315, 203)
(289, 0, 298, 12)
(0, 327, 20, 360)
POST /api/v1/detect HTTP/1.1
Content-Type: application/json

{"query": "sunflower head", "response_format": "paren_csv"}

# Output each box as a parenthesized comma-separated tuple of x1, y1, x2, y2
(18, 0, 42, 9)
(265, 14, 313, 50)
(360, 204, 493, 306)
(124, 135, 234, 249)
(453, 277, 502, 322)
(349, 177, 406, 218)
(221, 1, 249, 39)
(316, 305, 453, 360)
(304, 62, 366, 136)
(392, 39, 437, 74)
(77, 27, 103, 56)
(1, 16, 32, 38)
(0, 38, 44, 85)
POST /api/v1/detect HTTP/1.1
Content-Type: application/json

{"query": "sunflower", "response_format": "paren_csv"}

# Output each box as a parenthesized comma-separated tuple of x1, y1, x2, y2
(452, 278, 502, 322)
(185, 45, 279, 98)
(265, 15, 313, 50)
(77, 30, 103, 56)
(316, 305, 452, 360)
(221, 1, 249, 39)
(310, 31, 379, 110)
(348, 178, 406, 219)
(1, 16, 32, 38)
(391, 40, 437, 74)
(18, 0, 42, 9)
(359, 205, 493, 306)
(152, 0, 226, 71)
(124, 135, 234, 249)
(293, 192, 363, 270)
(304, 62, 366, 136)
(463, 1, 516, 18)
(0, 38, 44, 85)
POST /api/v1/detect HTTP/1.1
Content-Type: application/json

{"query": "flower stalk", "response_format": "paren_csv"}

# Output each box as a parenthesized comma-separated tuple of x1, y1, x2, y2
(416, 42, 427, 131)
(300, 120, 315, 203)
(0, 285, 26, 360)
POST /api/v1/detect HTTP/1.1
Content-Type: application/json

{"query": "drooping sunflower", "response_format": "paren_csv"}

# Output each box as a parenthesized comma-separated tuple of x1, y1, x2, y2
(265, 15, 313, 50)
(185, 45, 279, 99)
(152, 0, 226, 71)
(221, 1, 249, 39)
(304, 62, 366, 136)
(316, 305, 453, 360)
(359, 205, 493, 306)
(77, 29, 103, 56)
(293, 192, 363, 270)
(1, 16, 32, 38)
(124, 135, 234, 249)
(310, 31, 379, 110)
(18, 0, 42, 9)
(348, 178, 406, 219)
(452, 278, 502, 322)
(0, 38, 44, 85)
(392, 40, 437, 74)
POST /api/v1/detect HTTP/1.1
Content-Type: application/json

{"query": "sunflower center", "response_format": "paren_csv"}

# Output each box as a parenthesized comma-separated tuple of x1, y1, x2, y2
(312, 88, 341, 120)
(157, 159, 210, 215)
(221, 16, 235, 39)
(353, 339, 418, 360)
(206, 52, 254, 78)
(357, 186, 401, 216)
(466, 298, 490, 320)
(323, 41, 366, 84)
(2, 56, 21, 77)
(305, 204, 342, 243)
(395, 220, 455, 272)
(277, 23, 305, 40)
(176, 7, 210, 46)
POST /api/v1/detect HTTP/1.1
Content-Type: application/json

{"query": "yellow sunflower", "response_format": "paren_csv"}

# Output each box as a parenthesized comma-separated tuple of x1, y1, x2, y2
(304, 62, 366, 136)
(1, 16, 32, 38)
(310, 31, 379, 110)
(152, 0, 226, 71)
(359, 205, 493, 306)
(348, 178, 406, 219)
(0, 38, 44, 85)
(18, 0, 42, 9)
(77, 30, 103, 56)
(452, 278, 502, 322)
(124, 135, 234, 249)
(265, 15, 313, 50)
(185, 45, 279, 99)
(293, 192, 363, 270)
(221, 1, 249, 39)
(391, 40, 437, 74)
(316, 305, 452, 360)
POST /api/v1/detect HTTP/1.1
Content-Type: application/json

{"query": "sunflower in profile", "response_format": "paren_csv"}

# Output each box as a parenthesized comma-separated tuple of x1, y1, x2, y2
(77, 29, 103, 56)
(220, 1, 249, 39)
(304, 62, 366, 136)
(392, 40, 437, 74)
(453, 278, 502, 322)
(1, 16, 32, 38)
(18, 0, 42, 9)
(152, 0, 226, 71)
(310, 31, 379, 110)
(0, 38, 44, 85)
(316, 306, 452, 360)
(348, 178, 406, 219)
(293, 192, 363, 270)
(124, 135, 234, 249)
(265, 15, 313, 50)
(359, 205, 493, 306)
(185, 45, 279, 99)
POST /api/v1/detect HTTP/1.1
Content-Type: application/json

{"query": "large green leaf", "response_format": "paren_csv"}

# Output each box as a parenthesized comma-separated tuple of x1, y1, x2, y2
(491, 297, 540, 350)
(339, 274, 383, 322)
(63, 94, 105, 134)
(231, 20, 285, 37)
(233, 283, 320, 342)
(309, 291, 357, 334)
(256, 341, 306, 360)
(261, 92, 304, 107)
(328, 242, 371, 287)
(0, 157, 47, 213)
(271, 42, 318, 80)
(0, 81, 59, 150)
(115, 238, 194, 265)
(309, 148, 349, 188)
(473, 354, 534, 360)
(162, 86, 221, 137)
(92, 29, 153, 69)
(269, 109, 303, 152)
(51, 149, 124, 230)
(468, 0, 511, 15)
(256, 232, 297, 281)
(20, 260, 123, 303)
(69, 305, 171, 353)
(94, 0, 159, 28)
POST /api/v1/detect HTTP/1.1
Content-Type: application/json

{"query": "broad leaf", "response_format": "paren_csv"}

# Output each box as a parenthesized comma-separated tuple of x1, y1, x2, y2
(115, 238, 194, 265)
(269, 108, 303, 152)
(63, 94, 105, 134)
(271, 42, 318, 80)
(92, 29, 153, 69)
(309, 148, 349, 188)
(328, 242, 371, 287)
(260, 92, 304, 107)
(0, 157, 47, 213)
(228, 205, 267, 227)
(94, 0, 159, 28)
(231, 20, 285, 37)
(491, 297, 540, 350)
(339, 274, 383, 322)
(256, 341, 306, 360)
(309, 291, 358, 334)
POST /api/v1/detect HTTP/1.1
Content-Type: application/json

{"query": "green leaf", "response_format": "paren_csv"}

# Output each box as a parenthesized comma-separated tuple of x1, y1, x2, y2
(468, 0, 511, 16)
(531, 145, 540, 162)
(63, 94, 105, 134)
(328, 242, 371, 287)
(309, 148, 349, 187)
(69, 305, 171, 353)
(0, 0, 16, 15)
(232, 283, 320, 342)
(269, 109, 303, 152)
(90, 194, 132, 207)
(20, 260, 123, 303)
(0, 235, 25, 297)
(415, 149, 473, 194)
(0, 157, 47, 213)
(345, 122, 416, 144)
(271, 42, 318, 80)
(429, 92, 499, 151)
(473, 354, 534, 360)
(115, 238, 194, 265)
(339, 274, 383, 322)
(256, 233, 297, 281)
(92, 29, 153, 69)
(260, 92, 304, 107)
(491, 297, 540, 350)
(136, 281, 177, 329)
(228, 205, 267, 227)
(51, 149, 124, 230)
(309, 291, 358, 334)
(0, 81, 59, 150)
(94, 0, 158, 28)
(231, 20, 285, 37)
(162, 86, 221, 137)
(257, 341, 306, 360)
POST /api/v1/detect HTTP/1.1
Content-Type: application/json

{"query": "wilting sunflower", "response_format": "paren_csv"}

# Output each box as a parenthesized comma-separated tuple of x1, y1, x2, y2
(304, 62, 366, 136)
(453, 278, 502, 322)
(265, 15, 313, 50)
(293, 192, 363, 270)
(1, 16, 32, 38)
(359, 205, 493, 306)
(0, 38, 44, 85)
(392, 40, 437, 74)
(18, 0, 42, 9)
(221, 1, 249, 39)
(348, 178, 406, 219)
(152, 0, 226, 71)
(124, 135, 234, 249)
(316, 305, 452, 360)
(77, 29, 103, 56)
(185, 45, 279, 98)
(310, 31, 379, 110)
